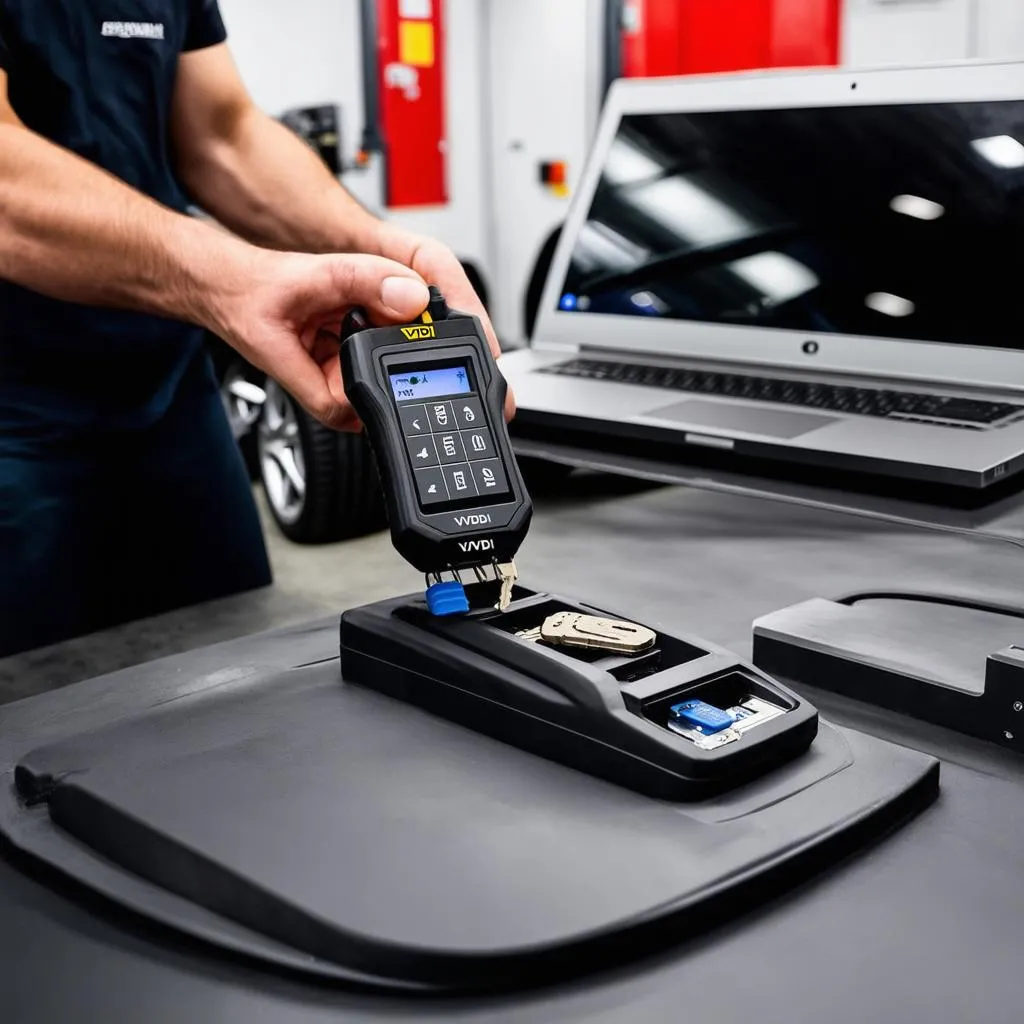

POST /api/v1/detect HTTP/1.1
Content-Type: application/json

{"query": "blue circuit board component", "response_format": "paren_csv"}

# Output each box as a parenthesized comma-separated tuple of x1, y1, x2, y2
(669, 699, 735, 735)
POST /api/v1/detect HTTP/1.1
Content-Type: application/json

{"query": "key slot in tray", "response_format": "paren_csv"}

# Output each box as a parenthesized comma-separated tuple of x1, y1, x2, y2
(483, 599, 707, 680)
(639, 669, 799, 730)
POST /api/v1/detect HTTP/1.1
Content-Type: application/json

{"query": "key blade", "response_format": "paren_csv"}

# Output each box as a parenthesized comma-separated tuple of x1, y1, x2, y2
(494, 560, 518, 613)
(515, 626, 542, 643)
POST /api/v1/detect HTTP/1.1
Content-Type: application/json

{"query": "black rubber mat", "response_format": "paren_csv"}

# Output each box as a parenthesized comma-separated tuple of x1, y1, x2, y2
(4, 616, 937, 993)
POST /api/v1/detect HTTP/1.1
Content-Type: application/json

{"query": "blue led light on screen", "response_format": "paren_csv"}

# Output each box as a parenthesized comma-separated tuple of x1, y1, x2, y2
(390, 365, 472, 402)
(559, 293, 577, 311)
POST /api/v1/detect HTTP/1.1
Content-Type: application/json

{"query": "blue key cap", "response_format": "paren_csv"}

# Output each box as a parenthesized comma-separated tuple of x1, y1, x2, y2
(669, 699, 734, 734)
(425, 581, 470, 616)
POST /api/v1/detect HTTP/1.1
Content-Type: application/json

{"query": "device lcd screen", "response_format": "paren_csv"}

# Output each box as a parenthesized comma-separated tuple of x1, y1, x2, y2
(389, 365, 472, 402)
(558, 101, 1024, 350)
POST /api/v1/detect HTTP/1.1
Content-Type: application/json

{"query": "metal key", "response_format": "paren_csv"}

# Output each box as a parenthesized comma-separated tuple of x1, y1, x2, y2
(515, 625, 543, 643)
(541, 612, 656, 654)
(494, 560, 518, 612)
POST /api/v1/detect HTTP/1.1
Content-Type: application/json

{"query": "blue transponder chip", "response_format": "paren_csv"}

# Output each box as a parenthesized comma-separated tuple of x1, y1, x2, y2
(669, 699, 734, 734)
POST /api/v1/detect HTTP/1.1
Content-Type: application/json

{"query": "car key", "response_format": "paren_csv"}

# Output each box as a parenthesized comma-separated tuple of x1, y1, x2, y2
(515, 624, 543, 643)
(495, 561, 517, 613)
(541, 612, 656, 654)
(340, 288, 532, 614)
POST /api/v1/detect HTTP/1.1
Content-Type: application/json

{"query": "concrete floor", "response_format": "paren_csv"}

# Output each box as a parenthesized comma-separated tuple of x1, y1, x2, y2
(0, 473, 654, 704)
(0, 487, 408, 706)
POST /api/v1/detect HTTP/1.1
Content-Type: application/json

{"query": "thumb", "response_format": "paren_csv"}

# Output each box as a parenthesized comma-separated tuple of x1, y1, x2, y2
(323, 254, 430, 323)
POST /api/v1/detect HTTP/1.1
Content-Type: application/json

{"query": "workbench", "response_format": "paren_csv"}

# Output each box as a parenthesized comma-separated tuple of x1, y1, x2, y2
(3, 478, 1024, 1022)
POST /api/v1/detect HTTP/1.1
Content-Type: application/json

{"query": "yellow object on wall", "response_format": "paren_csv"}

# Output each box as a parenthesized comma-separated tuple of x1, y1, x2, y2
(399, 20, 435, 68)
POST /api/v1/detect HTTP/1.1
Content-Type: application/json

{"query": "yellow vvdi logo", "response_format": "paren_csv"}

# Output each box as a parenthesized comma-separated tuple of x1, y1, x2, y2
(401, 324, 436, 340)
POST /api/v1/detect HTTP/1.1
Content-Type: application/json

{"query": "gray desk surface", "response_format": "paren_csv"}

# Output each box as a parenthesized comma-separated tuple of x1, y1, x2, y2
(3, 479, 1024, 1022)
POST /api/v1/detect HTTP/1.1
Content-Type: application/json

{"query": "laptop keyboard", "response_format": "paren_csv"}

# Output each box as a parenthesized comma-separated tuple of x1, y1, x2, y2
(541, 358, 1024, 429)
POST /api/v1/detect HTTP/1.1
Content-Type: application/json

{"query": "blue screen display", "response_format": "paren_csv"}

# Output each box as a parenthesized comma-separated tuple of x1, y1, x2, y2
(390, 365, 471, 402)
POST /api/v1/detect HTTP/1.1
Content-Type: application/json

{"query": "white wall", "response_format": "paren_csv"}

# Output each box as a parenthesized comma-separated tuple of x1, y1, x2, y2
(842, 0, 973, 65)
(976, 0, 1024, 58)
(842, 0, 1024, 65)
(218, 0, 363, 139)
(216, 0, 488, 277)
(485, 0, 600, 342)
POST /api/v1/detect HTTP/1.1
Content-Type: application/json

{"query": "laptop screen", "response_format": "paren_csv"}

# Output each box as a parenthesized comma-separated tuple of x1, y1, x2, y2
(557, 102, 1024, 350)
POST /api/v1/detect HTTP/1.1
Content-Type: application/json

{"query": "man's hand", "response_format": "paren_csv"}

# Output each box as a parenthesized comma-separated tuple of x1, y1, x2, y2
(374, 226, 516, 421)
(207, 251, 429, 431)
(169, 43, 514, 421)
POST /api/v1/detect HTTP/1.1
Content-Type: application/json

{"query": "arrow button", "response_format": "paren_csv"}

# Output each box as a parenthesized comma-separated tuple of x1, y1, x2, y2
(399, 403, 430, 437)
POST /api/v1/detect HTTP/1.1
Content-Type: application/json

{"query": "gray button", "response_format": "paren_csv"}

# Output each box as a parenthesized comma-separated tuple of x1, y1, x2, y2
(426, 401, 456, 431)
(461, 427, 495, 461)
(453, 397, 485, 429)
(406, 435, 438, 468)
(434, 431, 467, 465)
(399, 404, 430, 437)
(442, 462, 477, 499)
(414, 466, 448, 505)
(469, 458, 508, 497)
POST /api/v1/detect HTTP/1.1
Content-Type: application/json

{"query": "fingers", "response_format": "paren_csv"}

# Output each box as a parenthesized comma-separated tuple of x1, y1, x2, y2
(381, 276, 431, 320)
(460, 289, 503, 362)
(318, 336, 364, 432)
(264, 248, 506, 429)
(503, 383, 517, 422)
(412, 247, 512, 415)
(321, 254, 430, 324)
(228, 253, 430, 434)
(264, 335, 361, 432)
(399, 237, 504, 359)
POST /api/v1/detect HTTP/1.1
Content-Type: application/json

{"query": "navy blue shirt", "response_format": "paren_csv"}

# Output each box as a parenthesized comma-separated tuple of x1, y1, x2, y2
(0, 1, 227, 431)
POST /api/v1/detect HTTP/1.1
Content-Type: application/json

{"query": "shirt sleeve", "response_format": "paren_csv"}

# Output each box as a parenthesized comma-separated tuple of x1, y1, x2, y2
(183, 0, 228, 52)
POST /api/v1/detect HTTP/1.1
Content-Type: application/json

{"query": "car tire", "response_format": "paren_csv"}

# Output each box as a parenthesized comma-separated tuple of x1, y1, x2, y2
(258, 379, 386, 544)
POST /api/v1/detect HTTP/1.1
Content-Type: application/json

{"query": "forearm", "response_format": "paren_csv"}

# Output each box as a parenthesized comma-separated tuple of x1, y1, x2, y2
(176, 107, 383, 255)
(0, 122, 254, 330)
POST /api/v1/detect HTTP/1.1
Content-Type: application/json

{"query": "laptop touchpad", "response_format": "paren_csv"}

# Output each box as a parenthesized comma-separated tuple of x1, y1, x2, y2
(640, 400, 839, 439)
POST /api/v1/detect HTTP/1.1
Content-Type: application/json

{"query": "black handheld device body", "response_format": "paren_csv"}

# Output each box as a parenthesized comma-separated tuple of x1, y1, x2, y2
(340, 294, 532, 576)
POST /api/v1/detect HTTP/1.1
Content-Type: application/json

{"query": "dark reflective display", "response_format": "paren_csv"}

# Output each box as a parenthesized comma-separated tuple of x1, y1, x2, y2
(559, 103, 1024, 349)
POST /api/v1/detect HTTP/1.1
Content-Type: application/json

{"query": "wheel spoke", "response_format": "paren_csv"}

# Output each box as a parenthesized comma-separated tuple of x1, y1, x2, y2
(274, 446, 306, 497)
(257, 379, 308, 525)
(257, 379, 307, 525)
(228, 380, 267, 407)
(262, 457, 287, 511)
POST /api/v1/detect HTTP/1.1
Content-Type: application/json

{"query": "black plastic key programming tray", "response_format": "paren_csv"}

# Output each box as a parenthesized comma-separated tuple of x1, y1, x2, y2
(3, 615, 939, 993)
(342, 589, 819, 799)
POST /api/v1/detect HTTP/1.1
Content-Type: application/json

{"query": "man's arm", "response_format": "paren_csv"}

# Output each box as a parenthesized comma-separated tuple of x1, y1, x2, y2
(169, 43, 513, 419)
(0, 70, 247, 323)
(0, 69, 429, 429)
(169, 47, 377, 255)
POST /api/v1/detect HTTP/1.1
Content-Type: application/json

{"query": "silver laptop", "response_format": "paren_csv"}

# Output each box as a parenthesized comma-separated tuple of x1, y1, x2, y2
(500, 60, 1024, 490)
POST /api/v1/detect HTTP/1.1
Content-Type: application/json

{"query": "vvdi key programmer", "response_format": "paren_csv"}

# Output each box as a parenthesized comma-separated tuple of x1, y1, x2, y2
(340, 288, 532, 611)
(339, 289, 822, 800)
